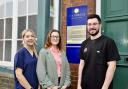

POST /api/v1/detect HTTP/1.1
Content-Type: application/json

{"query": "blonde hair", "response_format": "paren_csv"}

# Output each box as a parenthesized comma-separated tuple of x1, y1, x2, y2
(21, 29, 38, 57)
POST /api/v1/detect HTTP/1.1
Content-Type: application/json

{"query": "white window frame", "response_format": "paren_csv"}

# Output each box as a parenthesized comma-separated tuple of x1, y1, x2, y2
(0, 0, 14, 67)
(53, 0, 59, 30)
(0, 0, 38, 68)
(50, 0, 59, 30)
(96, 0, 101, 17)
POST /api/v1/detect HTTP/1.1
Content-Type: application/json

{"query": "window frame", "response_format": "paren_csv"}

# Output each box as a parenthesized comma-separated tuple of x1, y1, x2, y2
(0, 0, 38, 67)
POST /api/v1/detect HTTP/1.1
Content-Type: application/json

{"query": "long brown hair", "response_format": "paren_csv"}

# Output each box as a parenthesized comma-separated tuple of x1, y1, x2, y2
(44, 29, 63, 51)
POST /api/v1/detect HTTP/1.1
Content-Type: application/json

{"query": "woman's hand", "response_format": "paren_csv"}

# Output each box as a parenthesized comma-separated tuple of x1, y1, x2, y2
(38, 84, 41, 89)
(61, 85, 67, 89)
(52, 86, 59, 89)
(47, 86, 59, 89)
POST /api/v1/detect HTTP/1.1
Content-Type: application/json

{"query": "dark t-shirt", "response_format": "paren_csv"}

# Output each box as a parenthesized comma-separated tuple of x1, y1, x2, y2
(14, 47, 39, 89)
(80, 35, 120, 89)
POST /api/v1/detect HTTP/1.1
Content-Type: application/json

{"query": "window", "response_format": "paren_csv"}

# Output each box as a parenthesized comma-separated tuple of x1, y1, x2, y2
(0, 0, 60, 67)
(28, 15, 37, 34)
(49, 0, 60, 30)
(18, 16, 26, 38)
(0, 19, 4, 61)
(0, 0, 38, 67)
(0, 0, 4, 18)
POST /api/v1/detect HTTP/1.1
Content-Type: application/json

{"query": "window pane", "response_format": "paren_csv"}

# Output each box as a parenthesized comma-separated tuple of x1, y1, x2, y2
(28, 0, 38, 14)
(6, 0, 13, 17)
(0, 19, 4, 39)
(5, 18, 12, 38)
(28, 15, 37, 35)
(0, 0, 4, 18)
(5, 41, 11, 61)
(0, 41, 3, 61)
(50, 0, 54, 17)
(18, 16, 26, 38)
(17, 40, 22, 50)
(18, 0, 27, 16)
(49, 17, 54, 30)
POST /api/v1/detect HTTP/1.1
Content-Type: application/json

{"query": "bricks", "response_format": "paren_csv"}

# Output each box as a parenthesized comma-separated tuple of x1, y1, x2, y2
(60, 0, 96, 89)
(0, 1, 96, 89)
(0, 73, 14, 89)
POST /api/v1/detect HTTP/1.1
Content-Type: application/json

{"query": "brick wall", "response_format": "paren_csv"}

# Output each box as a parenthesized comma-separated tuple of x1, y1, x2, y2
(0, 72, 14, 89)
(60, 0, 95, 89)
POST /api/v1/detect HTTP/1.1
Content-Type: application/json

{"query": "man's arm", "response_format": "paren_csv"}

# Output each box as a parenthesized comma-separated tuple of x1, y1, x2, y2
(77, 60, 85, 89)
(102, 61, 116, 89)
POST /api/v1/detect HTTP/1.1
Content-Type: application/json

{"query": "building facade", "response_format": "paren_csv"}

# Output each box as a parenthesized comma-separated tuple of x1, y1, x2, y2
(3, 0, 128, 89)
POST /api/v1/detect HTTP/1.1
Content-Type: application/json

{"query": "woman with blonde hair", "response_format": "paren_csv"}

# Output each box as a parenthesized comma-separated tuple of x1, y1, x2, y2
(14, 29, 39, 89)
(37, 29, 71, 89)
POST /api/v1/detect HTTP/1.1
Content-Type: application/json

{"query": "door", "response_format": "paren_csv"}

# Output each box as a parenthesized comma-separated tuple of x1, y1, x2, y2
(102, 0, 128, 89)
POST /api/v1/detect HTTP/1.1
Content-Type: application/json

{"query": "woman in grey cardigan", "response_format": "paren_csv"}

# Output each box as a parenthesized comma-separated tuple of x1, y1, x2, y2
(36, 29, 71, 89)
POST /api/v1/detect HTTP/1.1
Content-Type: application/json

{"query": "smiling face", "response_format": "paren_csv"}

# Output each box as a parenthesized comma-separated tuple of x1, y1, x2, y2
(50, 31, 60, 46)
(22, 31, 36, 47)
(87, 18, 101, 36)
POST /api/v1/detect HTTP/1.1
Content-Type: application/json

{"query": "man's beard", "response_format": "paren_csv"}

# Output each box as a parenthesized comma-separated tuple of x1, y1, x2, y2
(89, 29, 99, 36)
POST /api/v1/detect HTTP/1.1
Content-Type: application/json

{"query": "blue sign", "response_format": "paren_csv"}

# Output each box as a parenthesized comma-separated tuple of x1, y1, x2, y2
(66, 5, 87, 64)
(66, 44, 81, 63)
(67, 5, 87, 26)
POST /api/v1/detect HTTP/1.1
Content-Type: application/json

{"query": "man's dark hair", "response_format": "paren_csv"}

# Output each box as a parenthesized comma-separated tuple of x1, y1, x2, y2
(87, 14, 101, 24)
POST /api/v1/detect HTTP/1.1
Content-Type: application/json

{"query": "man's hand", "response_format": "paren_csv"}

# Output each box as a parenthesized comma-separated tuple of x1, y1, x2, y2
(77, 85, 82, 89)
(101, 86, 108, 89)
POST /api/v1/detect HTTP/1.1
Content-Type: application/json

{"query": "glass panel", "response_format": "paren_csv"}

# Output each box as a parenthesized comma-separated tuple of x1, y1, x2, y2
(49, 17, 53, 30)
(28, 15, 37, 35)
(50, 0, 54, 17)
(0, 19, 4, 39)
(5, 18, 12, 38)
(28, 0, 38, 14)
(17, 40, 22, 50)
(49, 0, 54, 29)
(18, 0, 27, 16)
(18, 16, 26, 38)
(0, 0, 4, 18)
(6, 0, 13, 17)
(5, 41, 11, 61)
(0, 41, 3, 61)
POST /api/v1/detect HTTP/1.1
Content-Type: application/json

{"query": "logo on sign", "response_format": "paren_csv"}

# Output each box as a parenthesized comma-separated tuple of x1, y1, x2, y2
(74, 8, 79, 14)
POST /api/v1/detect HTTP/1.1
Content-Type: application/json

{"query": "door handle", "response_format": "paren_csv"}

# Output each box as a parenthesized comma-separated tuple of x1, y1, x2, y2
(125, 58, 128, 63)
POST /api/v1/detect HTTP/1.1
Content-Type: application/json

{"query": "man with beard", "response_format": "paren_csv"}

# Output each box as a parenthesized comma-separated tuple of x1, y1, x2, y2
(77, 14, 120, 89)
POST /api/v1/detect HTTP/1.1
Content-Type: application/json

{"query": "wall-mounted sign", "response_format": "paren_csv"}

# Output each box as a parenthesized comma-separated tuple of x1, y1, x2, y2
(67, 5, 87, 44)
(66, 5, 88, 63)
(67, 25, 86, 44)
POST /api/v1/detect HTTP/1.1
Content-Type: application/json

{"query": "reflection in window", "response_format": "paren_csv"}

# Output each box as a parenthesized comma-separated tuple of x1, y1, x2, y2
(18, 16, 26, 38)
(49, 17, 53, 30)
(28, 15, 37, 35)
(5, 18, 12, 39)
(6, 0, 13, 17)
(50, 0, 54, 15)
(28, 0, 38, 14)
(0, 0, 4, 18)
(49, 0, 59, 30)
(5, 41, 11, 61)
(0, 19, 4, 39)
(0, 41, 3, 61)
(18, 0, 27, 16)
(17, 40, 22, 50)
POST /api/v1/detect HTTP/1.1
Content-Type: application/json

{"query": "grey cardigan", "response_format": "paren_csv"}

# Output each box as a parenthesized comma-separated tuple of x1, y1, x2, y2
(36, 48, 71, 88)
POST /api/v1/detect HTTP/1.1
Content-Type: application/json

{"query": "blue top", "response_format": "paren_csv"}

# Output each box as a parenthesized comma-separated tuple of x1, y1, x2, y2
(14, 47, 39, 89)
